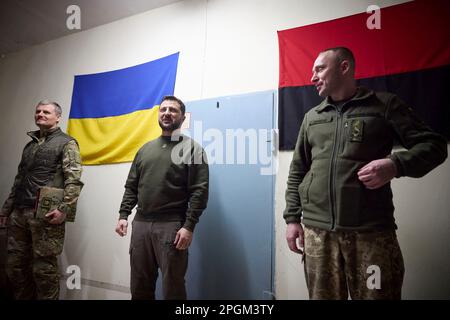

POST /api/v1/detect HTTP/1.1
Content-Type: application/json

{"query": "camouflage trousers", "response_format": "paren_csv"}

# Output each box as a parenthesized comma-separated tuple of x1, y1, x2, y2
(6, 207, 65, 300)
(303, 226, 404, 300)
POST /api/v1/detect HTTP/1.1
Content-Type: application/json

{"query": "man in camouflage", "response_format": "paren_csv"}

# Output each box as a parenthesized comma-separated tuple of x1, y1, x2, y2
(284, 47, 447, 299)
(0, 100, 83, 300)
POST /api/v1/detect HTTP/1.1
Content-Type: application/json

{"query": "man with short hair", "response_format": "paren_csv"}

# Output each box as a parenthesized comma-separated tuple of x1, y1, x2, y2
(284, 47, 447, 299)
(116, 95, 209, 300)
(0, 100, 83, 299)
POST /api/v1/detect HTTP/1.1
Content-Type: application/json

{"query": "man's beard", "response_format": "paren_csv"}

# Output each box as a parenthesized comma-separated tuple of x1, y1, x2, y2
(158, 119, 182, 132)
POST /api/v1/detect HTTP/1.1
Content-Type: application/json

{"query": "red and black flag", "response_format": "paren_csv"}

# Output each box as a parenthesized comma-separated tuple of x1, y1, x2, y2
(278, 0, 450, 150)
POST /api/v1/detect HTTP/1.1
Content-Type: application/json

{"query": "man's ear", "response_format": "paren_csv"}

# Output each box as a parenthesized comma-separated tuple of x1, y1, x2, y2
(341, 60, 350, 74)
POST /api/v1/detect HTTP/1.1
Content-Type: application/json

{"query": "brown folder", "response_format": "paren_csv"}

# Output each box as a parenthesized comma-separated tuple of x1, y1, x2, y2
(35, 187, 64, 220)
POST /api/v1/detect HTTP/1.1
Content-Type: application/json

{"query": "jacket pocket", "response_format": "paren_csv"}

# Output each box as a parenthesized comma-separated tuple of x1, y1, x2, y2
(342, 114, 390, 160)
(299, 172, 313, 204)
(345, 113, 383, 143)
(309, 116, 333, 126)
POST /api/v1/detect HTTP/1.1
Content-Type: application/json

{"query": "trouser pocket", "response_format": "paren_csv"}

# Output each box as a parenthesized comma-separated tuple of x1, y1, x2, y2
(30, 219, 65, 257)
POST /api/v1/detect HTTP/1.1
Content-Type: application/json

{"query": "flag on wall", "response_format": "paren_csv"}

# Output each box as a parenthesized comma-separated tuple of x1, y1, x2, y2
(68, 52, 179, 164)
(278, 0, 450, 150)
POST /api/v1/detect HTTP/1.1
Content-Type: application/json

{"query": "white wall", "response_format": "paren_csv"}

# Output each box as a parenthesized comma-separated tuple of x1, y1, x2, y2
(1, 0, 448, 300)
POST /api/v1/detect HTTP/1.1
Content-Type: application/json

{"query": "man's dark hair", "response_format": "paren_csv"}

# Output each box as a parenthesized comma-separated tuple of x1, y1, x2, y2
(161, 95, 185, 115)
(321, 47, 355, 73)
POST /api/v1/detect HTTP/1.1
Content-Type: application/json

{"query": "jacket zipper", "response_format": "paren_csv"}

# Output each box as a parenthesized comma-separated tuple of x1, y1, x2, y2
(329, 107, 343, 230)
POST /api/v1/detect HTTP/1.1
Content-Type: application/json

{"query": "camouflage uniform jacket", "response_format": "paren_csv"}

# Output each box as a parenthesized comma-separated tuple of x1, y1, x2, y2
(284, 87, 447, 231)
(1, 127, 83, 222)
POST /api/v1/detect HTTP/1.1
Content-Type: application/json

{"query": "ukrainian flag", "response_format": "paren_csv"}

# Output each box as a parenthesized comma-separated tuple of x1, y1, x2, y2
(68, 53, 179, 165)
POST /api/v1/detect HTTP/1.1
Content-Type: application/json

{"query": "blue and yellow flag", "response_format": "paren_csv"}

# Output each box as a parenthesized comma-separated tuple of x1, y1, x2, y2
(68, 52, 179, 165)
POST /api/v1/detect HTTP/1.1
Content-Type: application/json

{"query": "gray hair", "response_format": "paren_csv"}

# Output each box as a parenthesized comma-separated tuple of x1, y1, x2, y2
(36, 100, 62, 116)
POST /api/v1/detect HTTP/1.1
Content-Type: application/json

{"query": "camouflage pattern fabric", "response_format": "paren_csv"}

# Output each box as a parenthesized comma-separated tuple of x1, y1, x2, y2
(303, 226, 404, 300)
(6, 208, 65, 300)
(59, 140, 83, 222)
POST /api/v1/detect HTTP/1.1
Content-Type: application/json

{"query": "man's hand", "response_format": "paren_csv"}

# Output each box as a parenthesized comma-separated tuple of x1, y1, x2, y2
(357, 158, 398, 189)
(0, 215, 7, 227)
(286, 223, 304, 254)
(45, 209, 66, 224)
(174, 227, 193, 250)
(115, 219, 128, 237)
